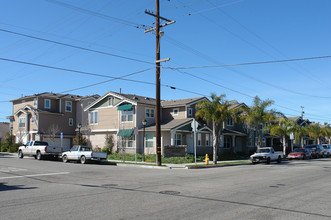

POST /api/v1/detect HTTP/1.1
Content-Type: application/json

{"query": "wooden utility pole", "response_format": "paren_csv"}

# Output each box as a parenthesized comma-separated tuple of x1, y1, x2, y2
(155, 0, 162, 166)
(145, 1, 175, 166)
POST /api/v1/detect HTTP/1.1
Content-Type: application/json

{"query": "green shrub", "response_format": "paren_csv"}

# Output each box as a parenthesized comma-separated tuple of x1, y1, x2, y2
(9, 144, 20, 153)
(0, 143, 8, 152)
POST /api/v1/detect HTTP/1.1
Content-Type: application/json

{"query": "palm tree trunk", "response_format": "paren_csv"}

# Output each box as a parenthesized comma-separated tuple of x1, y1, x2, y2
(212, 121, 217, 164)
(257, 124, 262, 149)
(301, 135, 304, 148)
(282, 135, 287, 155)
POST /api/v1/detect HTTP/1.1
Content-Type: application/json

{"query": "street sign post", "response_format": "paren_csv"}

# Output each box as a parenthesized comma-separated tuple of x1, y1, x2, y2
(191, 119, 198, 164)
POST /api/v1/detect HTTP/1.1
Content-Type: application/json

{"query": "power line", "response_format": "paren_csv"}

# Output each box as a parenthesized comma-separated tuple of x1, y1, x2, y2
(45, 0, 144, 28)
(166, 55, 331, 70)
(0, 28, 154, 65)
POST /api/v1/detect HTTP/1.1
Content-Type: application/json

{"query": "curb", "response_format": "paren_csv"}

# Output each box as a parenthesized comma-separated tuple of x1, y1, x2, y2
(186, 163, 251, 169)
(116, 163, 170, 169)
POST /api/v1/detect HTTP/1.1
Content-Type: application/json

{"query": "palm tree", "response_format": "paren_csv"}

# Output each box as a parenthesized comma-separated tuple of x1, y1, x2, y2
(290, 123, 307, 148)
(266, 118, 295, 155)
(196, 93, 234, 164)
(241, 96, 282, 149)
(307, 123, 323, 144)
(321, 125, 331, 144)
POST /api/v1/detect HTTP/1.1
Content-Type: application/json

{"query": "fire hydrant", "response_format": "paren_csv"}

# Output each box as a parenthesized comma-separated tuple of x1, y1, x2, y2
(205, 154, 209, 165)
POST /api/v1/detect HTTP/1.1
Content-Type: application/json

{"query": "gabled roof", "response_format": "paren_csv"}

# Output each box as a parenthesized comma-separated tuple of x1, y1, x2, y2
(14, 105, 63, 117)
(144, 118, 193, 131)
(85, 91, 156, 111)
(161, 97, 207, 108)
(10, 92, 82, 102)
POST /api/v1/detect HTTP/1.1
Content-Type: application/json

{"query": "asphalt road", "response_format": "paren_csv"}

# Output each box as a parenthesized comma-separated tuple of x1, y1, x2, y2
(1, 153, 331, 220)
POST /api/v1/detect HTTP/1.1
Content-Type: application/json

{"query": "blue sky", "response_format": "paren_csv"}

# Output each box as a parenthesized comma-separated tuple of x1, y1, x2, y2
(0, 0, 331, 123)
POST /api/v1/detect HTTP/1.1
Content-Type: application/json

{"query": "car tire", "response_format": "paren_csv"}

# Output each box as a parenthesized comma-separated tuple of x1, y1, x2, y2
(36, 151, 42, 160)
(18, 150, 23, 159)
(266, 157, 271, 164)
(62, 155, 68, 163)
(277, 156, 281, 163)
(80, 156, 86, 164)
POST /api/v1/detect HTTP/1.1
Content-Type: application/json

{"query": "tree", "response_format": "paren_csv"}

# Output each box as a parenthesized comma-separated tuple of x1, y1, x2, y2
(241, 96, 282, 149)
(196, 93, 234, 164)
(307, 123, 323, 144)
(266, 118, 294, 155)
(321, 125, 331, 144)
(73, 135, 88, 146)
(290, 123, 307, 148)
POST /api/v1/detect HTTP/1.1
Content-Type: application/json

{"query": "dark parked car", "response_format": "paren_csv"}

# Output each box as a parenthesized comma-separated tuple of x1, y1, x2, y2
(288, 148, 312, 160)
(305, 145, 325, 159)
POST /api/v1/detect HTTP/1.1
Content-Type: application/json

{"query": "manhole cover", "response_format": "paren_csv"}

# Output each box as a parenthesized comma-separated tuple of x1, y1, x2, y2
(159, 191, 180, 195)
(101, 184, 118, 188)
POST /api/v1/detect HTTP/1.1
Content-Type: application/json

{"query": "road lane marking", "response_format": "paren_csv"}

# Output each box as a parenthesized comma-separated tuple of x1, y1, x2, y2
(0, 172, 70, 180)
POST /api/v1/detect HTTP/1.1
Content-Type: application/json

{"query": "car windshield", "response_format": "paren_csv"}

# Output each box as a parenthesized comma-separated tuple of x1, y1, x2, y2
(257, 149, 270, 153)
(305, 146, 316, 149)
(34, 141, 49, 146)
(293, 149, 304, 152)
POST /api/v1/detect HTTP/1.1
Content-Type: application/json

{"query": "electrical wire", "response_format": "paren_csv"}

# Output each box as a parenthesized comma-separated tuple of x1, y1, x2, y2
(166, 55, 331, 70)
(0, 28, 154, 65)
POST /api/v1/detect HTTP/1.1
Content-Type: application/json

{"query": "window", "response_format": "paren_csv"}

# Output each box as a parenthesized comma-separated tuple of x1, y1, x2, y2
(121, 110, 133, 122)
(175, 133, 182, 146)
(205, 134, 210, 146)
(173, 108, 179, 116)
(121, 136, 134, 148)
(145, 108, 155, 118)
(22, 100, 25, 104)
(71, 146, 79, 151)
(34, 98, 37, 106)
(31, 117, 35, 123)
(188, 108, 193, 117)
(89, 111, 98, 124)
(69, 118, 74, 126)
(227, 118, 233, 126)
(108, 97, 115, 106)
(145, 133, 154, 148)
(45, 99, 51, 109)
(224, 136, 232, 149)
(65, 101, 72, 112)
(198, 133, 201, 146)
(19, 117, 25, 128)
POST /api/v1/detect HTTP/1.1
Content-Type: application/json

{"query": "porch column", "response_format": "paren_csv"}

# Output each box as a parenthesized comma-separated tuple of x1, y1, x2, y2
(171, 131, 175, 146)
(221, 135, 224, 147)
(232, 135, 235, 148)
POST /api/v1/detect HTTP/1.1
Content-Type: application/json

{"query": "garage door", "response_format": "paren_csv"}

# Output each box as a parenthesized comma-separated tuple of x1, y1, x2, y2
(43, 138, 71, 151)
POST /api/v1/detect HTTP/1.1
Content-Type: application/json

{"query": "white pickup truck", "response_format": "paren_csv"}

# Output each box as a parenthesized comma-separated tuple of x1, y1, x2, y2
(62, 145, 107, 164)
(250, 147, 284, 164)
(18, 141, 65, 160)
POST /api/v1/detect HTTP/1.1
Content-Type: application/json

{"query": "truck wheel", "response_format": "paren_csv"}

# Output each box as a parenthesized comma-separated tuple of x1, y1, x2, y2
(80, 156, 86, 164)
(266, 157, 271, 164)
(36, 151, 42, 160)
(62, 155, 68, 163)
(277, 156, 281, 163)
(18, 150, 23, 159)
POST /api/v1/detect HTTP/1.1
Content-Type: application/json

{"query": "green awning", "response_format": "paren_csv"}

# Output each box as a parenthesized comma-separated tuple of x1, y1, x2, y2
(117, 129, 133, 137)
(117, 104, 132, 111)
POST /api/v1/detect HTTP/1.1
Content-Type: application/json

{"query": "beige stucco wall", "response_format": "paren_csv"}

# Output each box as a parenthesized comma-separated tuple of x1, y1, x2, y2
(162, 106, 186, 121)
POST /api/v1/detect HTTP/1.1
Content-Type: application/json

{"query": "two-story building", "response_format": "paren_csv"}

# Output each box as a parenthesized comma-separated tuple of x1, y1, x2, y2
(8, 92, 99, 149)
(84, 91, 213, 156)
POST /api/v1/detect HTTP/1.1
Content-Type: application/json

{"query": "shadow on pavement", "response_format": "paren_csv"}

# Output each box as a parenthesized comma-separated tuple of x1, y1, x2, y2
(0, 182, 37, 192)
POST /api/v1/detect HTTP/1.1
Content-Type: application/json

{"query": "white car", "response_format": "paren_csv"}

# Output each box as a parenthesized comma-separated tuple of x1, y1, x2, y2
(250, 147, 284, 164)
(62, 145, 107, 164)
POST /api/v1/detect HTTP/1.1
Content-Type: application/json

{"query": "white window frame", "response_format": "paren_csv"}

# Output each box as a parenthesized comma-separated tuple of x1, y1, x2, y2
(227, 118, 233, 126)
(121, 136, 135, 148)
(19, 117, 25, 128)
(89, 111, 98, 125)
(31, 117, 35, 123)
(121, 110, 133, 122)
(69, 118, 74, 126)
(34, 98, 38, 106)
(44, 99, 51, 109)
(145, 133, 154, 148)
(173, 108, 179, 116)
(175, 133, 182, 146)
(65, 101, 72, 112)
(198, 133, 202, 146)
(205, 134, 210, 146)
(224, 136, 231, 149)
(108, 97, 115, 106)
(22, 100, 25, 104)
(145, 108, 155, 118)
(188, 108, 193, 117)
